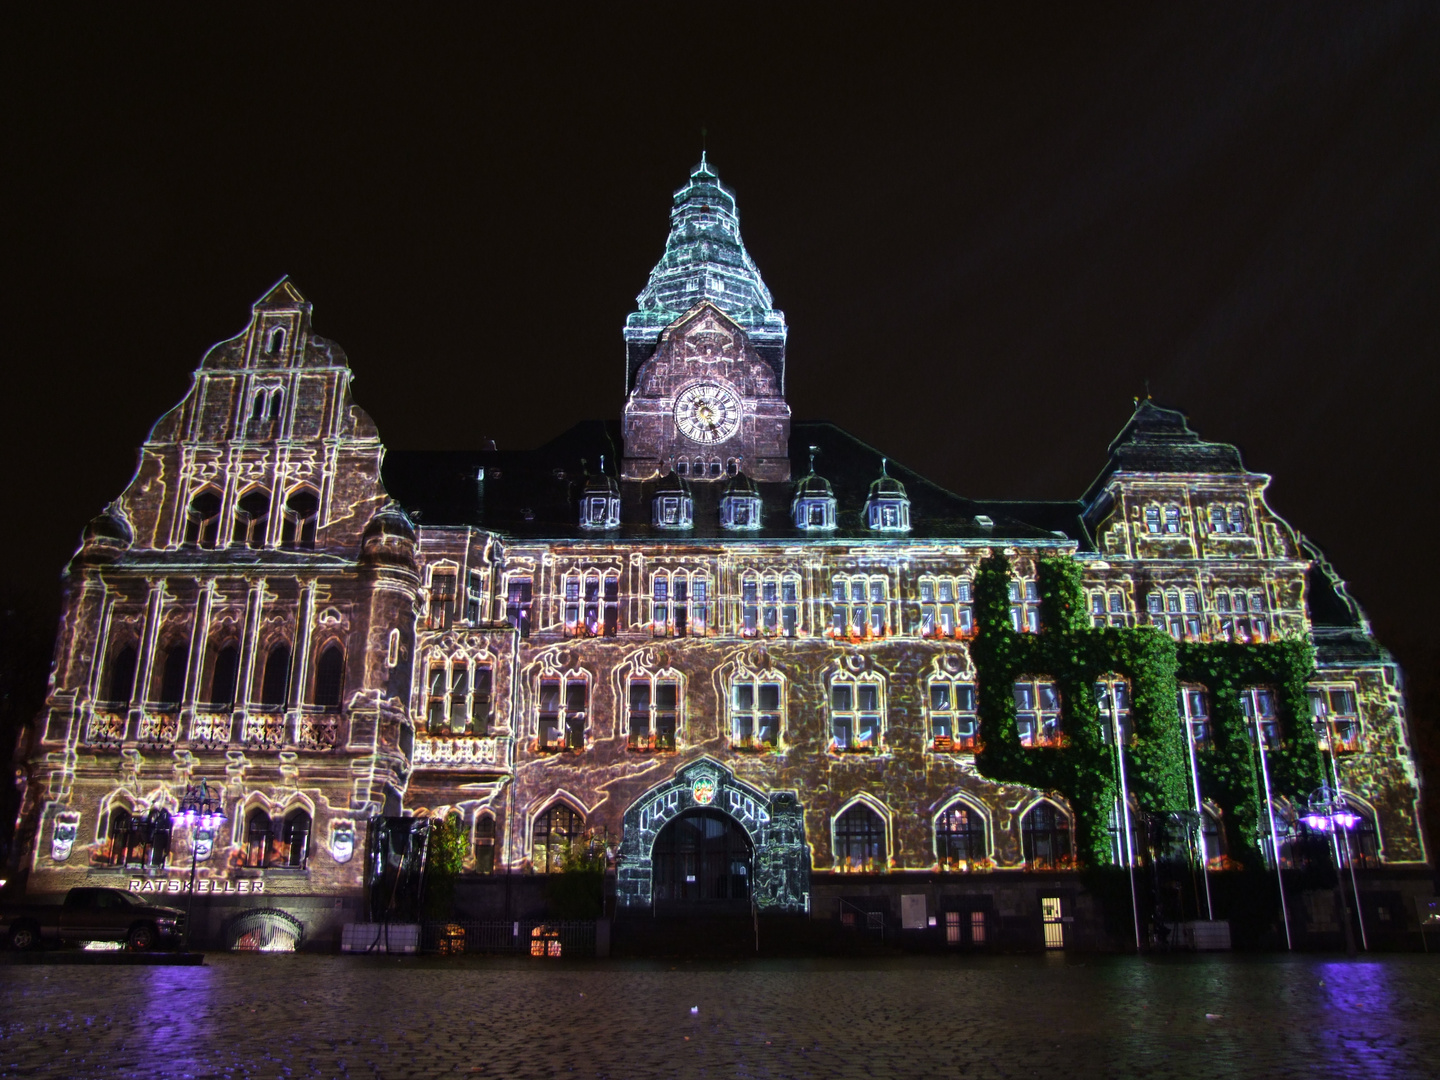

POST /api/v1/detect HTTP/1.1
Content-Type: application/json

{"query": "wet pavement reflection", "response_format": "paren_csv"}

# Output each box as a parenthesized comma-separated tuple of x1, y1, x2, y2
(2, 952, 1438, 1079)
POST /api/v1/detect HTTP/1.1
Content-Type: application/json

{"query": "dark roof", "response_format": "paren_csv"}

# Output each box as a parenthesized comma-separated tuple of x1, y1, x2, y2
(1082, 400, 1247, 508)
(382, 421, 1072, 545)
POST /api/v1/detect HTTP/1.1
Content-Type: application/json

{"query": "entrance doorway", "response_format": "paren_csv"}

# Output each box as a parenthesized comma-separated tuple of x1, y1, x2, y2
(651, 809, 753, 910)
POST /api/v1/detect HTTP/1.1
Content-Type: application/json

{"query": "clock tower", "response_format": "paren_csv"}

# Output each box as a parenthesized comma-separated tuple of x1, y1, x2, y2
(621, 156, 791, 482)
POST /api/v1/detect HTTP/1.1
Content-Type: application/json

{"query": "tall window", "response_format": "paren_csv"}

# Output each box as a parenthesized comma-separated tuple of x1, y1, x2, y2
(505, 577, 533, 639)
(532, 803, 584, 874)
(831, 575, 888, 637)
(919, 577, 973, 638)
(928, 680, 977, 750)
(465, 570, 484, 624)
(105, 643, 139, 706)
(628, 677, 679, 751)
(1144, 505, 1162, 533)
(312, 645, 344, 710)
(259, 644, 291, 708)
(1164, 505, 1182, 533)
(184, 490, 224, 548)
(232, 488, 270, 548)
(936, 802, 987, 870)
(428, 570, 458, 630)
(651, 570, 708, 636)
(1094, 678, 1131, 742)
(1013, 680, 1062, 747)
(564, 570, 619, 636)
(1146, 589, 1201, 640)
(208, 645, 239, 708)
(834, 804, 887, 871)
(245, 808, 272, 867)
(1309, 686, 1361, 753)
(1022, 802, 1073, 869)
(99, 807, 133, 866)
(741, 572, 800, 637)
(537, 676, 589, 752)
(474, 814, 496, 873)
(829, 677, 883, 752)
(1240, 686, 1280, 747)
(156, 642, 189, 707)
(1178, 686, 1211, 748)
(280, 489, 319, 550)
(426, 659, 492, 735)
(1009, 579, 1040, 633)
(280, 809, 311, 868)
(730, 676, 782, 750)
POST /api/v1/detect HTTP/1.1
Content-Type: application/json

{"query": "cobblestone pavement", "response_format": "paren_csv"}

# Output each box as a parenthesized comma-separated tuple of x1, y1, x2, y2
(2, 953, 1438, 1080)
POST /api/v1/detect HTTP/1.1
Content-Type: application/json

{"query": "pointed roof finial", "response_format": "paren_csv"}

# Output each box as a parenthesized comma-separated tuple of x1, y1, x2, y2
(808, 445, 820, 474)
(599, 454, 606, 474)
(880, 457, 889, 477)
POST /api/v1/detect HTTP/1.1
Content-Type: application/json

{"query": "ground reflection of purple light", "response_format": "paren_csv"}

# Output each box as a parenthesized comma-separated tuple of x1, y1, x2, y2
(1317, 961, 1397, 1080)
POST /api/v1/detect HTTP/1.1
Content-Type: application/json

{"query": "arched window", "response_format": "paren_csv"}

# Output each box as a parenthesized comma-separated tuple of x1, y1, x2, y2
(266, 327, 286, 355)
(156, 642, 189, 706)
(474, 814, 496, 873)
(834, 803, 886, 871)
(245, 808, 272, 867)
(208, 645, 239, 708)
(233, 488, 270, 548)
(312, 645, 344, 710)
(142, 809, 172, 867)
(1022, 802, 1073, 870)
(281, 489, 320, 550)
(259, 644, 291, 708)
(531, 803, 584, 874)
(105, 643, 138, 705)
(102, 806, 133, 866)
(184, 489, 224, 548)
(936, 802, 987, 871)
(281, 809, 311, 868)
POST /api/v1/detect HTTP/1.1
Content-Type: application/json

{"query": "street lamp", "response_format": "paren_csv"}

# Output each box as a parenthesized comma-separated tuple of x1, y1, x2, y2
(1301, 783, 1369, 953)
(176, 779, 227, 951)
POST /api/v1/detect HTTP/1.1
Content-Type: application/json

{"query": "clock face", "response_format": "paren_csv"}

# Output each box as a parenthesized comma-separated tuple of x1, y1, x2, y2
(674, 382, 742, 444)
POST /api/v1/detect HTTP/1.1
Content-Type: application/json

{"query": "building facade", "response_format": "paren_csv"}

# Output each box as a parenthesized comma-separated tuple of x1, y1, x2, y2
(13, 157, 1429, 948)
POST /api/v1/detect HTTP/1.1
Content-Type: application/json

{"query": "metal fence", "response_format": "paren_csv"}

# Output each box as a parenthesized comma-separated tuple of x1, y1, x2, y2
(419, 920, 597, 957)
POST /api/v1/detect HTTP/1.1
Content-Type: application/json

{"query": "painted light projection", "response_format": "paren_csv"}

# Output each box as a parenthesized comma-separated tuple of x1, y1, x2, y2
(14, 156, 1427, 949)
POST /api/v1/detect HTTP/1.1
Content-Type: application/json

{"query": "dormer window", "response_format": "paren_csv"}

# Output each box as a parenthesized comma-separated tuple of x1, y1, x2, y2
(720, 473, 762, 531)
(865, 459, 911, 532)
(580, 494, 620, 529)
(651, 474, 693, 529)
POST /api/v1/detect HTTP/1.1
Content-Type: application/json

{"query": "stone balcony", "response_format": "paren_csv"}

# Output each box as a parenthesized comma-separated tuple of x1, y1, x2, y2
(411, 735, 506, 769)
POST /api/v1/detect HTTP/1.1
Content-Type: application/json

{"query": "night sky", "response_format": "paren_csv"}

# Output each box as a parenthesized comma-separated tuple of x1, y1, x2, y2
(5, 4, 1438, 677)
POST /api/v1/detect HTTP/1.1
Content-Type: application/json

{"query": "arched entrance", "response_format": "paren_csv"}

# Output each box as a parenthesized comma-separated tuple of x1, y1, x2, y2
(652, 809, 752, 910)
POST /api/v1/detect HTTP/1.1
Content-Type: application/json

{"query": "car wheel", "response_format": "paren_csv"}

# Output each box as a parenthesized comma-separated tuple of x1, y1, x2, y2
(9, 922, 40, 951)
(128, 922, 158, 951)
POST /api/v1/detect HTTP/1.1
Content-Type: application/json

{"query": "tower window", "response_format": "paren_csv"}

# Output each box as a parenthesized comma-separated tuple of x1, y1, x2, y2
(184, 490, 224, 549)
(280, 489, 320, 550)
(233, 489, 270, 548)
(266, 327, 286, 356)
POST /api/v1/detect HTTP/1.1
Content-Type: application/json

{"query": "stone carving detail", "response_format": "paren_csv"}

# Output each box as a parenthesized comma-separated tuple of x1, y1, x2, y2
(413, 737, 500, 767)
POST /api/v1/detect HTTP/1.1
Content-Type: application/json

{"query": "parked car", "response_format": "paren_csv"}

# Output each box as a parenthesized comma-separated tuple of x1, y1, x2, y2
(1, 887, 185, 950)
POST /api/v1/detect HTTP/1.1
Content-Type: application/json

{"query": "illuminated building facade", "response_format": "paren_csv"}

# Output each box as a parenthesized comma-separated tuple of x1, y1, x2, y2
(15, 157, 1428, 948)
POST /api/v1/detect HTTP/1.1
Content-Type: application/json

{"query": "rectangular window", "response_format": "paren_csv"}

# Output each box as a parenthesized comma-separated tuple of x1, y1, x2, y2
(466, 570, 483, 623)
(1014, 680, 1062, 747)
(732, 680, 783, 749)
(564, 578, 581, 631)
(536, 677, 588, 752)
(1009, 579, 1039, 633)
(929, 681, 976, 751)
(1310, 686, 1361, 753)
(427, 666, 446, 732)
(831, 682, 881, 751)
(1179, 686, 1210, 748)
(429, 570, 457, 630)
(506, 578, 532, 639)
(629, 678, 679, 751)
(603, 575, 619, 636)
(1241, 687, 1280, 748)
